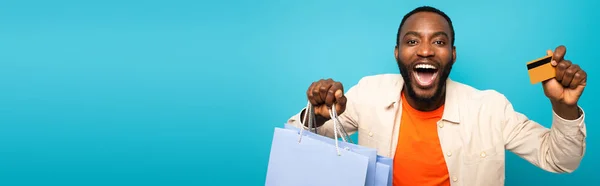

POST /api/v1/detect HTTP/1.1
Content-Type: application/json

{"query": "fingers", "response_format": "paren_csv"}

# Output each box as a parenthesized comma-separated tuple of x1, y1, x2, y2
(563, 64, 586, 89)
(307, 82, 318, 105)
(306, 79, 344, 106)
(324, 87, 335, 107)
(578, 70, 587, 85)
(560, 63, 578, 87)
(552, 45, 566, 65)
(555, 60, 572, 82)
(306, 78, 348, 118)
(555, 59, 588, 89)
(335, 91, 347, 114)
(308, 81, 323, 105)
(319, 82, 333, 104)
(548, 45, 587, 89)
(317, 79, 333, 106)
(312, 81, 325, 104)
(546, 50, 558, 66)
(315, 105, 330, 119)
(569, 69, 587, 89)
(325, 81, 343, 107)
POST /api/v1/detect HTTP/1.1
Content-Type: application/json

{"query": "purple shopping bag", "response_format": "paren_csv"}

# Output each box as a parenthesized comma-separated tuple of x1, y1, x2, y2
(283, 124, 379, 186)
(375, 155, 393, 186)
(265, 127, 369, 186)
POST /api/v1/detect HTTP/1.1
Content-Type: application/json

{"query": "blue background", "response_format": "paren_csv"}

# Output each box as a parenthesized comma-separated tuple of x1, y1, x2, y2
(0, 0, 598, 185)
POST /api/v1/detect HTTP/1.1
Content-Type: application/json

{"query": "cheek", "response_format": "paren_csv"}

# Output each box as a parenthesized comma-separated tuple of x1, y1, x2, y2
(435, 49, 449, 56)
(436, 49, 453, 62)
(399, 49, 414, 62)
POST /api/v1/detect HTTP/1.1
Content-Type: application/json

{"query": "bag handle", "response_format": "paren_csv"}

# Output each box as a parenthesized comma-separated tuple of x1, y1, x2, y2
(299, 102, 351, 141)
(329, 104, 354, 144)
(299, 102, 353, 155)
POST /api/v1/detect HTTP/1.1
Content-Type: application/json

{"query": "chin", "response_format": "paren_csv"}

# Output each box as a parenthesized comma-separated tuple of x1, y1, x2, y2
(409, 84, 438, 101)
(414, 89, 437, 101)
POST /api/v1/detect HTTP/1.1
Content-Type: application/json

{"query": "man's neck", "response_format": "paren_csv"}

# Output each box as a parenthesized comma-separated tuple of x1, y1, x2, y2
(402, 89, 446, 112)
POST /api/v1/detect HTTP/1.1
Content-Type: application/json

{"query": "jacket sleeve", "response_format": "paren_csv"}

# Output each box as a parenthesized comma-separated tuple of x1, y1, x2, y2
(502, 95, 587, 173)
(286, 79, 364, 138)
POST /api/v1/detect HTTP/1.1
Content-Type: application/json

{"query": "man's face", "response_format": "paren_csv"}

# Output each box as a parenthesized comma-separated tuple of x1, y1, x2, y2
(395, 12, 456, 102)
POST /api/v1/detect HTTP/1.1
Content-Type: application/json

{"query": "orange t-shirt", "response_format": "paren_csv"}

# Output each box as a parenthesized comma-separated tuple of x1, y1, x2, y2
(392, 93, 450, 186)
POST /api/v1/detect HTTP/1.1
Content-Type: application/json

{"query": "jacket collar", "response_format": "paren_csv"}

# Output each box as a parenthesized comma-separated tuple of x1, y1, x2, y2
(384, 77, 461, 123)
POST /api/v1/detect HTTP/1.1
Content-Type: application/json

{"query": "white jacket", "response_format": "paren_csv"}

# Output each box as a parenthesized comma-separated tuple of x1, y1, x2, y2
(287, 74, 586, 186)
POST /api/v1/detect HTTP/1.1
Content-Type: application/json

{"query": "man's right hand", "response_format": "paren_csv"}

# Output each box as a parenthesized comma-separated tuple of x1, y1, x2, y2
(302, 79, 347, 127)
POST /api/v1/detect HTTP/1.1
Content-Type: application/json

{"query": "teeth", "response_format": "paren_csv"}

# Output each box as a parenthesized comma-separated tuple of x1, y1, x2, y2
(415, 64, 437, 70)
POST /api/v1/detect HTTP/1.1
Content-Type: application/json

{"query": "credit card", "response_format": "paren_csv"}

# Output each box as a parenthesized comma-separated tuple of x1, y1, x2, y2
(527, 55, 555, 84)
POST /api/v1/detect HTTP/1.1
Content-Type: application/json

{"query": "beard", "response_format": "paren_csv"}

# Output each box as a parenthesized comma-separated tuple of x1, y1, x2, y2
(397, 59, 453, 104)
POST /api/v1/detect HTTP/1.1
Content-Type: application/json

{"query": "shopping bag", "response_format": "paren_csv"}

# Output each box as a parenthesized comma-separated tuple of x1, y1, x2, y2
(264, 127, 369, 186)
(375, 155, 393, 186)
(279, 103, 380, 186)
(284, 124, 378, 186)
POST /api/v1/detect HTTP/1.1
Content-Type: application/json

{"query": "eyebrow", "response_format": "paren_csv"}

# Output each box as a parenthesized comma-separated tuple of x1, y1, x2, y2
(403, 31, 449, 39)
(403, 31, 421, 38)
(432, 31, 449, 39)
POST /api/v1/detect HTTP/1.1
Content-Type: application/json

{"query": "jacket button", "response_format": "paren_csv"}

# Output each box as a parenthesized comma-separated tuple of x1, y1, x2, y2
(446, 152, 452, 157)
(452, 177, 458, 182)
(368, 132, 373, 137)
(438, 122, 444, 128)
(480, 151, 487, 158)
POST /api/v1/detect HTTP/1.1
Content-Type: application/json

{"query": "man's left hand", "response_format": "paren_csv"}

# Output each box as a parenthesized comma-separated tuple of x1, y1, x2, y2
(542, 45, 587, 119)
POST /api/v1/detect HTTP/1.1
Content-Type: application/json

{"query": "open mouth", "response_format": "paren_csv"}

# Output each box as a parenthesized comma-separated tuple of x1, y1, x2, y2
(412, 64, 439, 87)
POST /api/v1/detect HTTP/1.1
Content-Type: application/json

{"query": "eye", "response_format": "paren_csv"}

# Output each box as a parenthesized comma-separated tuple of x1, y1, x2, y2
(433, 40, 445, 45)
(407, 40, 418, 46)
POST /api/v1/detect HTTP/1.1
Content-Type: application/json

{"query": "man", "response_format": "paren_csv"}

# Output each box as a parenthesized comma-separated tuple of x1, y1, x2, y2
(286, 6, 587, 186)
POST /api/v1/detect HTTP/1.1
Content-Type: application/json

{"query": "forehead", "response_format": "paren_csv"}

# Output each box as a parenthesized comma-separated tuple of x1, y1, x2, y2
(400, 12, 451, 35)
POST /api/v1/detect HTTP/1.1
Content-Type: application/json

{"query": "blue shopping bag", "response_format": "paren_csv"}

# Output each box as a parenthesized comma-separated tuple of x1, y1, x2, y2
(265, 127, 369, 186)
(375, 155, 393, 186)
(284, 124, 378, 186)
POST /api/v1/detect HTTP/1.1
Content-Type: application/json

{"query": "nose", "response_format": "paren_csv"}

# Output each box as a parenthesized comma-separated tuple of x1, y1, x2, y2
(417, 43, 434, 58)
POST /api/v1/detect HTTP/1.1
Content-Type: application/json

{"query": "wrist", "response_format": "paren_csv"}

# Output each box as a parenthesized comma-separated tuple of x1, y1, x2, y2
(551, 100, 581, 120)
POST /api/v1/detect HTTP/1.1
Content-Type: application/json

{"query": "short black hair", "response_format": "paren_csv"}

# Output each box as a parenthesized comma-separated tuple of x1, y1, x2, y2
(396, 6, 455, 46)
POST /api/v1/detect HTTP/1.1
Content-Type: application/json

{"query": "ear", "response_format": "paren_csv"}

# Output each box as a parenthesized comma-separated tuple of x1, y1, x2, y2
(452, 46, 457, 64)
(394, 45, 399, 62)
